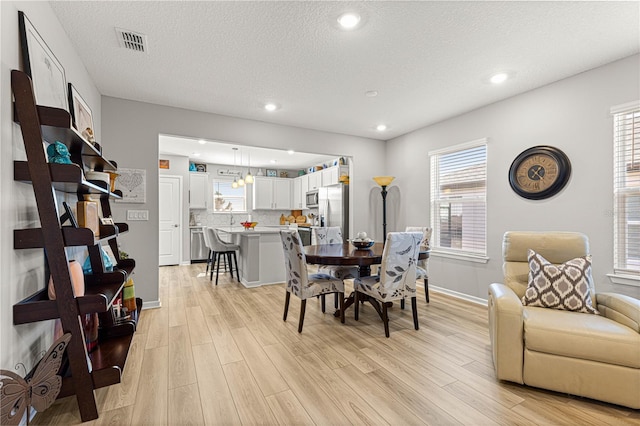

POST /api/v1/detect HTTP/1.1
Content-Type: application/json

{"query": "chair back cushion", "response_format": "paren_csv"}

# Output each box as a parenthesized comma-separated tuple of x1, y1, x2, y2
(405, 226, 432, 250)
(203, 227, 211, 249)
(502, 231, 591, 299)
(280, 229, 309, 297)
(377, 232, 422, 300)
(314, 226, 343, 244)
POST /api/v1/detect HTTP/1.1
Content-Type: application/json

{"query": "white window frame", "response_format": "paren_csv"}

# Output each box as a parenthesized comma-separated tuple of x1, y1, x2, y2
(610, 101, 640, 286)
(429, 138, 488, 263)
(212, 177, 247, 213)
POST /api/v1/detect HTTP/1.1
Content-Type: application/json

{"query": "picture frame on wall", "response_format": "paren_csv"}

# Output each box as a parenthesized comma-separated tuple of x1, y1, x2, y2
(266, 169, 277, 177)
(18, 11, 68, 111)
(68, 83, 95, 143)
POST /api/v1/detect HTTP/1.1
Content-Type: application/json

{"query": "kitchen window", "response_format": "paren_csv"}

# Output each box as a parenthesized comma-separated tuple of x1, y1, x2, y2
(430, 138, 488, 262)
(213, 178, 247, 213)
(612, 101, 640, 278)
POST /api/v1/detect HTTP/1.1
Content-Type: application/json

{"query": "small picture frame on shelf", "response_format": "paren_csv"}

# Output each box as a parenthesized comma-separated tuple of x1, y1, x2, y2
(266, 169, 277, 177)
(18, 11, 68, 111)
(194, 163, 207, 172)
(100, 217, 115, 225)
(68, 83, 95, 143)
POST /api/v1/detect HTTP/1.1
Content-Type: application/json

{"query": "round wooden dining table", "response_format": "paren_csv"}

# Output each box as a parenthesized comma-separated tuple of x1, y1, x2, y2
(304, 242, 429, 316)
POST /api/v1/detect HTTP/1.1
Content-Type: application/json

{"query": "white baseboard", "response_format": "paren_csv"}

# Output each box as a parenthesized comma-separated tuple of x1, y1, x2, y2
(430, 285, 488, 306)
(180, 261, 191, 266)
(142, 300, 162, 310)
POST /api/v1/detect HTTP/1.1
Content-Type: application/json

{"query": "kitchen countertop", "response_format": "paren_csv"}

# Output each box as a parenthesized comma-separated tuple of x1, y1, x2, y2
(215, 226, 286, 234)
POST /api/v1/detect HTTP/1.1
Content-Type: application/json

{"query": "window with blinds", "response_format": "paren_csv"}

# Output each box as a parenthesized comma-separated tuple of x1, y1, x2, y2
(430, 139, 487, 257)
(612, 101, 640, 275)
(213, 178, 247, 213)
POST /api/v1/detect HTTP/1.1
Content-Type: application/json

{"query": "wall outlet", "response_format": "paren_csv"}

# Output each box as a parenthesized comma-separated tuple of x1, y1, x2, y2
(127, 210, 149, 221)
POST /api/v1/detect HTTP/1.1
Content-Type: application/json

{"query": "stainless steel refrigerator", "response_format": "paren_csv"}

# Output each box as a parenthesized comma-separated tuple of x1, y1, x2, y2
(319, 184, 349, 238)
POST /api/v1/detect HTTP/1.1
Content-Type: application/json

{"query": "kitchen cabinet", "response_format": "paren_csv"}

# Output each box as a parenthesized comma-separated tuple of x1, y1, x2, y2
(292, 174, 309, 209)
(189, 172, 209, 209)
(308, 172, 321, 190)
(321, 165, 347, 187)
(253, 177, 292, 210)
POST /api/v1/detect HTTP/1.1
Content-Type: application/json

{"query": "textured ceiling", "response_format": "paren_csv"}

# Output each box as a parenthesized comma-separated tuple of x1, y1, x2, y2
(50, 1, 639, 143)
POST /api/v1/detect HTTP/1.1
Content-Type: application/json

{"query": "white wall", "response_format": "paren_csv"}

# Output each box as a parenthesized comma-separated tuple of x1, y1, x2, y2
(1, 1, 102, 371)
(387, 54, 640, 300)
(102, 98, 385, 306)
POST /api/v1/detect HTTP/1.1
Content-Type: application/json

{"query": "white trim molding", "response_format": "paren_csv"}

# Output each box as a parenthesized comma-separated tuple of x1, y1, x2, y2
(142, 300, 162, 310)
(430, 250, 490, 264)
(607, 273, 640, 287)
(430, 285, 488, 306)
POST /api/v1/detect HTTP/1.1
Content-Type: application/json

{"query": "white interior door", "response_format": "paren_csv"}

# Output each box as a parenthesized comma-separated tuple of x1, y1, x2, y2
(159, 175, 182, 266)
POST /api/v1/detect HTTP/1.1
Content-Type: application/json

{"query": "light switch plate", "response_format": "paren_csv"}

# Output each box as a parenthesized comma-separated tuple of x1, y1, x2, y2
(127, 210, 149, 221)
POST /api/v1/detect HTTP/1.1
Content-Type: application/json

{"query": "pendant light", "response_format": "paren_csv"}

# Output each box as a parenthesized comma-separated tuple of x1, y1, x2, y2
(245, 149, 254, 184)
(237, 149, 245, 186)
(231, 148, 239, 188)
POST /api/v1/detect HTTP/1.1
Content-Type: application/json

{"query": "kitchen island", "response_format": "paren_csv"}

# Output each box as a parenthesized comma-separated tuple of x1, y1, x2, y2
(215, 226, 288, 287)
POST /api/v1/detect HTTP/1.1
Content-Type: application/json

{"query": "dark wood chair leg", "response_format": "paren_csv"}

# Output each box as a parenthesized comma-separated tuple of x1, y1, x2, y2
(283, 291, 290, 321)
(425, 278, 429, 303)
(412, 296, 419, 330)
(354, 290, 360, 321)
(205, 249, 212, 274)
(298, 300, 307, 333)
(339, 292, 345, 324)
(321, 294, 326, 313)
(233, 251, 240, 282)
(334, 293, 338, 309)
(400, 298, 405, 309)
(215, 253, 222, 286)
(382, 302, 390, 337)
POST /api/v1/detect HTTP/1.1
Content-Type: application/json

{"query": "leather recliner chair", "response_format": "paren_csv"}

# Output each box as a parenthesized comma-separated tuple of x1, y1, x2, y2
(488, 231, 640, 409)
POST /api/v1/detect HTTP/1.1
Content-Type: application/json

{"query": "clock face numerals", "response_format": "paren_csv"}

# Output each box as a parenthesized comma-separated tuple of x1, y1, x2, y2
(515, 154, 559, 193)
(508, 146, 571, 200)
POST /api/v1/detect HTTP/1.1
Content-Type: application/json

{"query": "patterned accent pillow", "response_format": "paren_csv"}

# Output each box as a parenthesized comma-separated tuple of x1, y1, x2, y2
(522, 249, 598, 314)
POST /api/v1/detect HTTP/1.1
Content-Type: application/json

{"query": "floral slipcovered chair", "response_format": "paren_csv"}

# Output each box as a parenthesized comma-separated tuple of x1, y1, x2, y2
(280, 229, 345, 332)
(354, 232, 422, 337)
(405, 226, 432, 303)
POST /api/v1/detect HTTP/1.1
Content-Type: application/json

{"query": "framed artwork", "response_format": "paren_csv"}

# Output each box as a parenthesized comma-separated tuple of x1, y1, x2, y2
(115, 168, 146, 203)
(194, 163, 207, 172)
(266, 169, 277, 177)
(68, 83, 94, 141)
(18, 11, 68, 111)
(159, 159, 170, 169)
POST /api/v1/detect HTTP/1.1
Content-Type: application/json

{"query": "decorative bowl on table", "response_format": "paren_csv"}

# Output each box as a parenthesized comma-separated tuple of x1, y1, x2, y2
(240, 221, 258, 230)
(351, 239, 374, 250)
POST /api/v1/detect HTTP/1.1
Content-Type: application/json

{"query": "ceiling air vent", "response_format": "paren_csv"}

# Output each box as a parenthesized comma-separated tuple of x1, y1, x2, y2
(115, 28, 147, 53)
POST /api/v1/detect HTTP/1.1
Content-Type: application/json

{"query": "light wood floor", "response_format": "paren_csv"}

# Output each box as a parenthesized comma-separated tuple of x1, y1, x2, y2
(33, 264, 639, 425)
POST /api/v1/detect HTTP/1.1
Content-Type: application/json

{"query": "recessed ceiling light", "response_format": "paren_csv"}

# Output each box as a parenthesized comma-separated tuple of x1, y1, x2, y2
(490, 73, 509, 84)
(287, 150, 295, 155)
(270, 159, 277, 164)
(338, 13, 361, 29)
(198, 139, 206, 145)
(192, 152, 201, 156)
(264, 103, 278, 112)
(376, 124, 387, 132)
(365, 90, 378, 97)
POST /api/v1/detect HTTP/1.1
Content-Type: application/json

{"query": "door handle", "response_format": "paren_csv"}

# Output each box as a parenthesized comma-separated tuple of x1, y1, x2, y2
(174, 224, 179, 228)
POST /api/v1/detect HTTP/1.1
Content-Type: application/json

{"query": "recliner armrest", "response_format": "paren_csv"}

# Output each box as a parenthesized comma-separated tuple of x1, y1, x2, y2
(488, 283, 524, 384)
(596, 292, 640, 333)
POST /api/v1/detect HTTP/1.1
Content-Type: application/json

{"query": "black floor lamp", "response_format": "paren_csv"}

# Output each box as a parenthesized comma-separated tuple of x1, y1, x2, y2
(373, 176, 395, 242)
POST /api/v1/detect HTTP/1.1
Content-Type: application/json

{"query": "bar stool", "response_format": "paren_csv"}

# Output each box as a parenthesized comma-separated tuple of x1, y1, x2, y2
(206, 227, 240, 285)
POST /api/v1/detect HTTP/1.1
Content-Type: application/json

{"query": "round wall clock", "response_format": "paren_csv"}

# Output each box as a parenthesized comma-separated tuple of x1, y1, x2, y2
(508, 145, 571, 200)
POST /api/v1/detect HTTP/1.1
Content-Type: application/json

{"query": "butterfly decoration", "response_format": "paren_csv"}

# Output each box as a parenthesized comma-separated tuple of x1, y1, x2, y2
(0, 333, 71, 425)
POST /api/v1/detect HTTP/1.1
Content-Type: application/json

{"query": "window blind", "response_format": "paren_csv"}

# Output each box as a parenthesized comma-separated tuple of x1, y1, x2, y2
(430, 139, 487, 256)
(213, 179, 247, 212)
(613, 102, 640, 275)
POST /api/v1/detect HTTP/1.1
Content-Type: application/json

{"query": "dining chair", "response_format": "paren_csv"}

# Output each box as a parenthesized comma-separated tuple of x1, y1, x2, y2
(280, 229, 345, 332)
(203, 226, 213, 274)
(405, 226, 432, 303)
(313, 226, 359, 309)
(206, 227, 240, 285)
(354, 232, 422, 337)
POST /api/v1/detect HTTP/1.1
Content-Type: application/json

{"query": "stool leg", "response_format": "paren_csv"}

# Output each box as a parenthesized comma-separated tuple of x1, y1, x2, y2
(425, 278, 429, 303)
(233, 252, 240, 282)
(215, 253, 221, 286)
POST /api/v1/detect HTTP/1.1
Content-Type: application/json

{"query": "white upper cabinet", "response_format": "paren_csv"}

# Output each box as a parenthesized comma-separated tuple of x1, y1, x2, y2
(292, 174, 310, 209)
(308, 172, 321, 190)
(189, 173, 209, 209)
(253, 177, 292, 210)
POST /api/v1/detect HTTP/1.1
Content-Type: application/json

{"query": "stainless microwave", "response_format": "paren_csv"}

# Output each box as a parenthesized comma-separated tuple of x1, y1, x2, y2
(305, 189, 319, 208)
